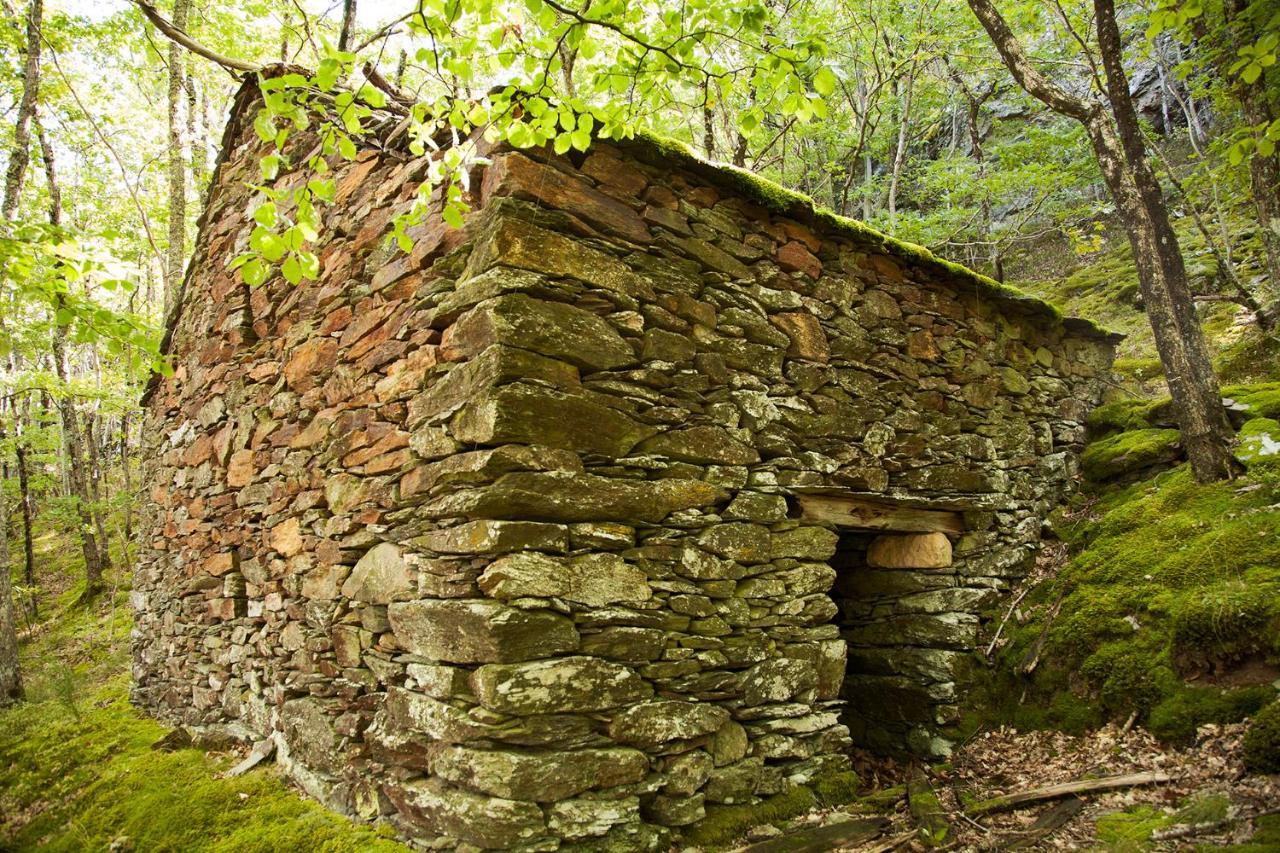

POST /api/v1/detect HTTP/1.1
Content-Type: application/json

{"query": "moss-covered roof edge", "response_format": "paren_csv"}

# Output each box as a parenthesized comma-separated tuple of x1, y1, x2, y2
(615, 130, 1122, 345)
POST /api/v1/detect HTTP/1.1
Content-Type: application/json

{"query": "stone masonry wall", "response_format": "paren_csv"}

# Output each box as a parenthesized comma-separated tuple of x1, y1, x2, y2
(134, 83, 1116, 850)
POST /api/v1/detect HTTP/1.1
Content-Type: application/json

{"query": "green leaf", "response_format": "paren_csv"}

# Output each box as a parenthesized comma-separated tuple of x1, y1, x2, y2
(282, 255, 303, 284)
(241, 258, 268, 286)
(338, 134, 358, 160)
(252, 202, 277, 227)
(814, 66, 837, 97)
(554, 131, 573, 155)
(442, 203, 465, 229)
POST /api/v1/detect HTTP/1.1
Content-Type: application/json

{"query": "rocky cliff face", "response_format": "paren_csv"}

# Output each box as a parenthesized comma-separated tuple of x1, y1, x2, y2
(133, 80, 1116, 850)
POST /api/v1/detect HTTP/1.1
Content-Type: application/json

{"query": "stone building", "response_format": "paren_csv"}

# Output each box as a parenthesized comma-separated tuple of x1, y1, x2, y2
(134, 72, 1118, 850)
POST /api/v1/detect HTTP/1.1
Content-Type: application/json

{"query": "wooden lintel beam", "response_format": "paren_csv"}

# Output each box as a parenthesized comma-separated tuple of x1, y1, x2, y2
(795, 495, 964, 535)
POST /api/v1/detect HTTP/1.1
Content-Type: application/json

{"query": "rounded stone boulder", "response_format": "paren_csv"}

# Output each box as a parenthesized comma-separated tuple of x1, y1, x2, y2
(866, 532, 953, 569)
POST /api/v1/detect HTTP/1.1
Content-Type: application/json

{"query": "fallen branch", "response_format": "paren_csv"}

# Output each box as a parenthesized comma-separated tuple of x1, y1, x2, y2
(1151, 818, 1232, 842)
(967, 771, 1172, 816)
(132, 0, 262, 74)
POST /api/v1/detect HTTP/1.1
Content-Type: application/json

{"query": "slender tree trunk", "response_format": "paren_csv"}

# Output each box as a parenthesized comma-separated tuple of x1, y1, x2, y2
(0, 421, 21, 705)
(1094, 0, 1236, 481)
(887, 67, 915, 227)
(83, 411, 112, 573)
(1, 0, 41, 222)
(967, 0, 1237, 483)
(338, 0, 357, 52)
(1223, 0, 1280, 295)
(36, 114, 105, 598)
(0, 0, 44, 704)
(164, 0, 191, 317)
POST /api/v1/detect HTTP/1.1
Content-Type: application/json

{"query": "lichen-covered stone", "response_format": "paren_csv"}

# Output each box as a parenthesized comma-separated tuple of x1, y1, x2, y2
(389, 777, 549, 849)
(388, 599, 579, 662)
(431, 744, 649, 801)
(479, 552, 651, 606)
(471, 655, 651, 714)
(609, 700, 731, 748)
(341, 542, 415, 603)
(444, 293, 637, 372)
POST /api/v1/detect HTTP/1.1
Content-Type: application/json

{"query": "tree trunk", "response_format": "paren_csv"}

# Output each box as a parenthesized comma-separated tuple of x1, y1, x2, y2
(36, 111, 105, 598)
(1094, 0, 1236, 481)
(967, 0, 1237, 483)
(0, 423, 21, 705)
(83, 411, 112, 573)
(1223, 0, 1280, 298)
(338, 0, 357, 52)
(164, 0, 191, 317)
(1, 0, 41, 222)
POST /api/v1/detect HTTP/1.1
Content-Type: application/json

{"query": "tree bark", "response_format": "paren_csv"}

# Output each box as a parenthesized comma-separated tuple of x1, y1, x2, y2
(967, 0, 1237, 483)
(37, 113, 105, 599)
(1, 0, 41, 222)
(338, 0, 357, 52)
(1223, 0, 1280, 298)
(0, 419, 21, 705)
(164, 0, 191, 317)
(1093, 0, 1236, 481)
(0, 0, 43, 706)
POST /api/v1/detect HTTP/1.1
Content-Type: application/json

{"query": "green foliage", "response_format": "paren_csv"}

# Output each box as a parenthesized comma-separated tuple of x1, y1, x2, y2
(1242, 701, 1280, 774)
(1094, 794, 1231, 852)
(1147, 685, 1273, 742)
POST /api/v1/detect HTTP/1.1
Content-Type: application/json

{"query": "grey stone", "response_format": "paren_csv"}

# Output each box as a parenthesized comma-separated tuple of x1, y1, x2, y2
(609, 700, 731, 748)
(431, 744, 649, 801)
(341, 542, 415, 604)
(388, 599, 579, 663)
(471, 655, 652, 714)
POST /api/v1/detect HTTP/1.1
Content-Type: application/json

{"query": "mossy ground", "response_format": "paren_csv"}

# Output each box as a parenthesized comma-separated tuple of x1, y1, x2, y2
(0, 534, 406, 852)
(974, 385, 1280, 744)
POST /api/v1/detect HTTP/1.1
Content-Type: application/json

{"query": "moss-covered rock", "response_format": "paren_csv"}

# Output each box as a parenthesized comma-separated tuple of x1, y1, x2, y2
(1236, 417, 1280, 467)
(1243, 701, 1280, 774)
(1080, 428, 1182, 483)
(977, 440, 1280, 743)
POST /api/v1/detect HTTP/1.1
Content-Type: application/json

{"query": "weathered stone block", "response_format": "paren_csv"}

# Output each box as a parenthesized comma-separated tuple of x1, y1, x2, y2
(443, 293, 637, 372)
(452, 383, 657, 456)
(478, 552, 651, 606)
(470, 656, 651, 714)
(342, 542, 415, 603)
(609, 700, 730, 748)
(431, 744, 649, 801)
(389, 777, 549, 849)
(388, 599, 579, 663)
(866, 533, 952, 569)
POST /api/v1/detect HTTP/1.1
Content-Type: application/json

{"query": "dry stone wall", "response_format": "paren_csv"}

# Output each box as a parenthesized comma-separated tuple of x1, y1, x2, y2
(134, 81, 1116, 850)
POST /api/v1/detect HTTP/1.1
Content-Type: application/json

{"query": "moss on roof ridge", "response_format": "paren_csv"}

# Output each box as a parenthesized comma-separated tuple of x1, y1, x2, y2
(619, 130, 1121, 343)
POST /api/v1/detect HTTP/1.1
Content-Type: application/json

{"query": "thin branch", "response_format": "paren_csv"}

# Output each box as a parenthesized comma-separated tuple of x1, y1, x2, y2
(131, 0, 261, 74)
